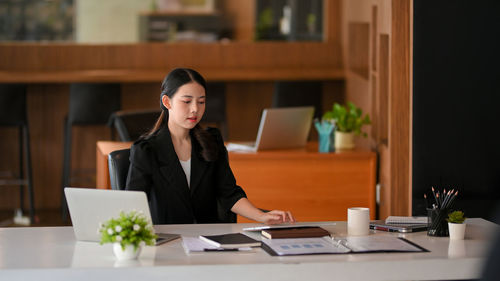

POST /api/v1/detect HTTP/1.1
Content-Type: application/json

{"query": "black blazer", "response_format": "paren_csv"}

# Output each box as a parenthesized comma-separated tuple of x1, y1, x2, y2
(125, 127, 246, 224)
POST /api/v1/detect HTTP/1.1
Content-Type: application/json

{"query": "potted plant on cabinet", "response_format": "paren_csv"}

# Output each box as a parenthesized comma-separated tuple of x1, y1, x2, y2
(323, 102, 371, 150)
(100, 210, 157, 260)
(447, 210, 466, 240)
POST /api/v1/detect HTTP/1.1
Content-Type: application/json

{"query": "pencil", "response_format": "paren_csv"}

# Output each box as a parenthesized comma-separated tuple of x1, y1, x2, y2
(431, 187, 438, 207)
(447, 191, 458, 209)
(442, 190, 451, 209)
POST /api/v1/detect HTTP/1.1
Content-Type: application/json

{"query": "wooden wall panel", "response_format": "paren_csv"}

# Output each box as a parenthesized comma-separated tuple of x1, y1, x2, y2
(0, 42, 343, 74)
(390, 0, 411, 216)
(0, 127, 21, 211)
(221, 0, 255, 41)
(348, 22, 370, 79)
(371, 73, 378, 139)
(371, 5, 378, 71)
(225, 82, 273, 141)
(26, 85, 67, 210)
(379, 34, 389, 144)
(342, 0, 412, 218)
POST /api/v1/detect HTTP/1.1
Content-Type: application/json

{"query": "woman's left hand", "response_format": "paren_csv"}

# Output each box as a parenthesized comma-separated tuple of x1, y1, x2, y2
(259, 210, 296, 225)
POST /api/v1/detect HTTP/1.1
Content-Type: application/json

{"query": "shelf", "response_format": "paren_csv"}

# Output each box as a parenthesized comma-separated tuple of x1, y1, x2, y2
(140, 10, 221, 17)
(0, 68, 344, 83)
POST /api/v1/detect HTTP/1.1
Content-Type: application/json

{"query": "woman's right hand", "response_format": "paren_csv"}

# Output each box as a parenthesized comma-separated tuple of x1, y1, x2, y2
(258, 210, 296, 225)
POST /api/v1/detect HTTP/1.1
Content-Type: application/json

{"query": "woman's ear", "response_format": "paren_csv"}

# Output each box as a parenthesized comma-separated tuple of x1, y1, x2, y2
(161, 95, 171, 110)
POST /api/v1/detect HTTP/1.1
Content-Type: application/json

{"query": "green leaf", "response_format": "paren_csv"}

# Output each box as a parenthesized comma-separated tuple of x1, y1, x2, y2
(99, 210, 158, 247)
(322, 101, 370, 138)
(447, 210, 466, 223)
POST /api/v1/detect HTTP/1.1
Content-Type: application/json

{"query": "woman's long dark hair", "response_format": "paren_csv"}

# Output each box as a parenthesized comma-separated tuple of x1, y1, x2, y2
(146, 68, 218, 161)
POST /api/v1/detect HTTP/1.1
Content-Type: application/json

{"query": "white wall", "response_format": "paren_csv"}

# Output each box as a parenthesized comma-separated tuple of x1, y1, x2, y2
(76, 0, 151, 43)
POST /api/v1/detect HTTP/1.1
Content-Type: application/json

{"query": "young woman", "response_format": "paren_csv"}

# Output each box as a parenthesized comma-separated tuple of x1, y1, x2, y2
(126, 68, 295, 225)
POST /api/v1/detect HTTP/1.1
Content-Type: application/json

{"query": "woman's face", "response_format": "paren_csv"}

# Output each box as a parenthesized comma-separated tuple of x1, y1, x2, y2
(163, 81, 206, 130)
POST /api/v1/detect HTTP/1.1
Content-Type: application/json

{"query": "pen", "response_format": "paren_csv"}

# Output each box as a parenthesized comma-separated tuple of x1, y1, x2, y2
(204, 248, 239, 252)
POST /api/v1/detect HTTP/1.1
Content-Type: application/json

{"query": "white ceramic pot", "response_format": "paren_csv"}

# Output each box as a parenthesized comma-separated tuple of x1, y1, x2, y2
(113, 243, 142, 260)
(448, 223, 466, 240)
(335, 131, 355, 150)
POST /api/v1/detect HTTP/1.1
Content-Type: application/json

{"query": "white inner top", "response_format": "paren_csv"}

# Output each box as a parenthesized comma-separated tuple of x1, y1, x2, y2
(179, 158, 191, 188)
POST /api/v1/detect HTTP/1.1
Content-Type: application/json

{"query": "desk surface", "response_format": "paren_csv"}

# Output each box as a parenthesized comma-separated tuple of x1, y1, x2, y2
(0, 219, 497, 281)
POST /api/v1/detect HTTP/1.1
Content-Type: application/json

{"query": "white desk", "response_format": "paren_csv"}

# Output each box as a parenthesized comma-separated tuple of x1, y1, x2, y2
(0, 219, 498, 281)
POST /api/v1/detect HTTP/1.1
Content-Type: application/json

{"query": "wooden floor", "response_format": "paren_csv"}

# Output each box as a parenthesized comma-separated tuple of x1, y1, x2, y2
(0, 209, 71, 227)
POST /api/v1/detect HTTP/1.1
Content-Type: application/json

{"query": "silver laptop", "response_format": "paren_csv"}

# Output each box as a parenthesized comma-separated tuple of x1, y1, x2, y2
(65, 187, 152, 242)
(369, 220, 428, 233)
(226, 106, 315, 152)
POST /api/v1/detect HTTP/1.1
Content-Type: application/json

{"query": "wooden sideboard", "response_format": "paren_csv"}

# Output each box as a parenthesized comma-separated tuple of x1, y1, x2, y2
(229, 143, 376, 222)
(96, 141, 376, 222)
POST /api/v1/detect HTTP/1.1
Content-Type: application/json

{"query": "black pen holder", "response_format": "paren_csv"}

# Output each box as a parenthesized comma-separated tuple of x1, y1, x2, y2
(427, 208, 449, 237)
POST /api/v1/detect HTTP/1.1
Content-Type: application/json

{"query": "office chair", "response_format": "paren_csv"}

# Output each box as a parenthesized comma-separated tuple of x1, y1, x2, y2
(0, 84, 35, 223)
(108, 148, 236, 223)
(108, 109, 161, 142)
(61, 83, 121, 219)
(108, 149, 131, 191)
(272, 81, 323, 119)
(202, 82, 228, 140)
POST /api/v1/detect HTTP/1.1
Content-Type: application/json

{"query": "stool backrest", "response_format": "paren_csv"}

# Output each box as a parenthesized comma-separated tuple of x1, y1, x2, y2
(201, 82, 228, 140)
(108, 110, 161, 142)
(69, 83, 121, 125)
(0, 84, 27, 126)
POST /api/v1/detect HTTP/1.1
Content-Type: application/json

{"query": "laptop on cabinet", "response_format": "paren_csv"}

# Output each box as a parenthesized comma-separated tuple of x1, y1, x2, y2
(226, 106, 315, 152)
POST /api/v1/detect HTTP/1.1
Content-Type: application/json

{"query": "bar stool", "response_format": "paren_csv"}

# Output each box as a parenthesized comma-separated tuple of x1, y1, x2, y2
(0, 84, 35, 224)
(272, 81, 323, 118)
(61, 83, 121, 219)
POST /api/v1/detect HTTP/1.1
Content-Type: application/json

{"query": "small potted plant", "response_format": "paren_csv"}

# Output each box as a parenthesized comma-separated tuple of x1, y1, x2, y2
(447, 210, 466, 240)
(323, 102, 371, 150)
(99, 210, 157, 260)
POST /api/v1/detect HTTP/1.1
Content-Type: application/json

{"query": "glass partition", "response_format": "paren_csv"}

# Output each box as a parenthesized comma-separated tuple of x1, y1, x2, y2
(0, 0, 326, 43)
(0, 0, 74, 41)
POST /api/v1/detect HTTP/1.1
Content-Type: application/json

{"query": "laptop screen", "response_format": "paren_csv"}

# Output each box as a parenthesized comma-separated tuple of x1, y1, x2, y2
(255, 106, 314, 150)
(65, 187, 152, 242)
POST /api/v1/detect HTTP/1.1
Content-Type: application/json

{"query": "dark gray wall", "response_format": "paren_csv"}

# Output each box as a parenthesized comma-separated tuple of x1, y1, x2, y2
(412, 0, 500, 219)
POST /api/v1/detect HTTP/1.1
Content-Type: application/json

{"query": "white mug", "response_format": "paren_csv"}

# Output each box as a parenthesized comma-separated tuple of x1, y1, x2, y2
(347, 207, 370, 236)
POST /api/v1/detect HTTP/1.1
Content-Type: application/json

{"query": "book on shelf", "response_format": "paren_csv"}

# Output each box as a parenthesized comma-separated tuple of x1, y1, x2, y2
(385, 216, 428, 224)
(261, 226, 331, 239)
(199, 233, 261, 249)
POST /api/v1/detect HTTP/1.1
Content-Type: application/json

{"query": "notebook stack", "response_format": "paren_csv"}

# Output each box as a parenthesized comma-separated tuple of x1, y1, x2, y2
(261, 226, 331, 239)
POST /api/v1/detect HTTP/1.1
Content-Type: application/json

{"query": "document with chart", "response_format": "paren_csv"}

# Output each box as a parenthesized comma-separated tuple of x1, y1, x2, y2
(261, 236, 427, 256)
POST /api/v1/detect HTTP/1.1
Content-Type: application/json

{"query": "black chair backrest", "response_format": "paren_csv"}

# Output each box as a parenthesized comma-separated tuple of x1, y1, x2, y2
(272, 81, 323, 119)
(201, 82, 228, 140)
(108, 147, 236, 223)
(108, 110, 161, 142)
(0, 84, 27, 126)
(203, 82, 227, 124)
(108, 148, 130, 190)
(69, 83, 121, 125)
